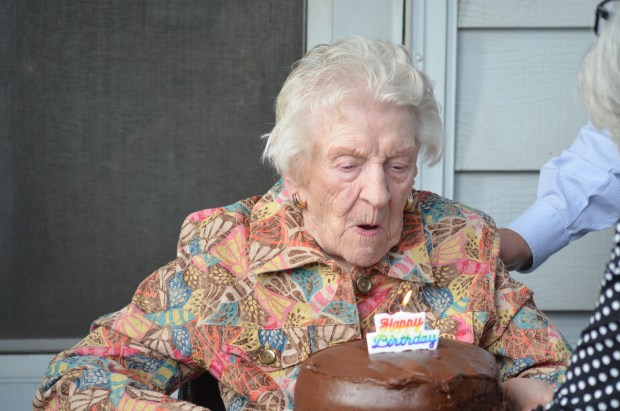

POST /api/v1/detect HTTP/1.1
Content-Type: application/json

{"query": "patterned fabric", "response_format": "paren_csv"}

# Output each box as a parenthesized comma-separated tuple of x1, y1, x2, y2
(33, 180, 571, 410)
(541, 221, 620, 410)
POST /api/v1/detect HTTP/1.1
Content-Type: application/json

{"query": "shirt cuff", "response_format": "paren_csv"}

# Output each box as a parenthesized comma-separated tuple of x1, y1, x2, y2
(507, 202, 571, 273)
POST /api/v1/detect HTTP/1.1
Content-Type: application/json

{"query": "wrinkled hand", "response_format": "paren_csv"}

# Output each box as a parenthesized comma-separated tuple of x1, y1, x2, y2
(502, 377, 554, 411)
(498, 228, 533, 272)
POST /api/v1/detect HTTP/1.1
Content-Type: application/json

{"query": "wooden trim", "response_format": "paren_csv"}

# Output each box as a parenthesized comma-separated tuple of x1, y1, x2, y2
(306, 0, 405, 50)
(0, 339, 79, 354)
(306, 0, 334, 49)
(407, 0, 457, 197)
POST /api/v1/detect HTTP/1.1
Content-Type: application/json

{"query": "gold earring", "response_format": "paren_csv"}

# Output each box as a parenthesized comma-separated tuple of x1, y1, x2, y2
(292, 192, 307, 209)
(404, 192, 414, 211)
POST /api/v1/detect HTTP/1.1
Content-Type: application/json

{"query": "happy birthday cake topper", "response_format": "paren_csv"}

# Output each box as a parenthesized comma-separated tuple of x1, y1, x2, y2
(366, 290, 440, 354)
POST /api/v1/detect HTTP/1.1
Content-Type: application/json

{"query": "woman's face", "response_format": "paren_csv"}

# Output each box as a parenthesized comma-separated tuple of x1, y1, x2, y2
(285, 99, 419, 269)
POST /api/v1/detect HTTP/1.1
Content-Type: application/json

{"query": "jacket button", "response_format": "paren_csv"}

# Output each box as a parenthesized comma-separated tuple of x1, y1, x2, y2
(259, 348, 276, 365)
(355, 275, 372, 295)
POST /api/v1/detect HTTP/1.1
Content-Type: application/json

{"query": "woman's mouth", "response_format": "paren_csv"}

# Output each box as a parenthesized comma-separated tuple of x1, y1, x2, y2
(356, 224, 380, 236)
(359, 224, 378, 230)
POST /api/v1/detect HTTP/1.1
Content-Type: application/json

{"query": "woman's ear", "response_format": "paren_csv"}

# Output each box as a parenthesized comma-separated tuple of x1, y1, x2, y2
(283, 176, 301, 197)
(282, 176, 297, 197)
(283, 175, 308, 208)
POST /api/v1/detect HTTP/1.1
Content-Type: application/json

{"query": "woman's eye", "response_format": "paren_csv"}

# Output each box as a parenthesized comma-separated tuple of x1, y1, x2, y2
(338, 162, 358, 171)
(390, 163, 408, 172)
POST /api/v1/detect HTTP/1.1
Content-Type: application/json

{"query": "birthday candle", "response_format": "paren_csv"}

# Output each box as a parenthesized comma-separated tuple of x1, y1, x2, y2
(366, 290, 440, 354)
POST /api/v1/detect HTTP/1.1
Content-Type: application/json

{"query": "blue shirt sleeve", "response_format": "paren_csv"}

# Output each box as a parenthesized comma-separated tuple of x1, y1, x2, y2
(508, 122, 620, 272)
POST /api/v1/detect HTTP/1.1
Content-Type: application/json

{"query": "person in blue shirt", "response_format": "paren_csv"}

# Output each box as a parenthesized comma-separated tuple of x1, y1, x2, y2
(518, 1, 620, 409)
(499, 0, 620, 275)
(499, 123, 620, 272)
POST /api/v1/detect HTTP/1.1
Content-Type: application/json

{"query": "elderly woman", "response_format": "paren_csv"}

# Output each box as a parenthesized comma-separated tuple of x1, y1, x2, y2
(34, 37, 570, 411)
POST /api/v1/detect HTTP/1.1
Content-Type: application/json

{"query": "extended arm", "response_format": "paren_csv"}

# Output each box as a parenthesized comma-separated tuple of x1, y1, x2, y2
(502, 123, 620, 272)
(483, 229, 571, 410)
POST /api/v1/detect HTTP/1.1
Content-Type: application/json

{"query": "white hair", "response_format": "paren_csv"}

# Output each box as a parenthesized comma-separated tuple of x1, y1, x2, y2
(579, 10, 620, 145)
(261, 36, 443, 177)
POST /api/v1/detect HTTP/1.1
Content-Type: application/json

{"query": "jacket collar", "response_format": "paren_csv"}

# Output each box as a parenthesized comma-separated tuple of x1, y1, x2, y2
(248, 180, 434, 284)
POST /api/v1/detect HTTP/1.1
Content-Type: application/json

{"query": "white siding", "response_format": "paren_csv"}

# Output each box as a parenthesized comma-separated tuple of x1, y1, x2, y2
(456, 29, 592, 171)
(458, 0, 598, 28)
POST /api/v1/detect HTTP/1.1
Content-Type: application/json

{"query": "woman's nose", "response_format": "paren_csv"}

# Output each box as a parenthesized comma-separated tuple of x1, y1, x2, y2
(360, 167, 390, 207)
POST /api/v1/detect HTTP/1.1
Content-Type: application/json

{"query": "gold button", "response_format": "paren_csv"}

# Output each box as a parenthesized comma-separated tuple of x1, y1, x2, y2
(356, 275, 372, 295)
(259, 348, 276, 365)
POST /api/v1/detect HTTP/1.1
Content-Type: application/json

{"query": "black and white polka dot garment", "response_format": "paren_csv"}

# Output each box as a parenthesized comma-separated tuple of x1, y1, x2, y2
(544, 221, 620, 411)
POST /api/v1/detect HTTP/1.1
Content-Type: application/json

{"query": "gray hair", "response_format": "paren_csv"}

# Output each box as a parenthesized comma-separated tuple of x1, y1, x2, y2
(261, 36, 443, 177)
(579, 10, 620, 145)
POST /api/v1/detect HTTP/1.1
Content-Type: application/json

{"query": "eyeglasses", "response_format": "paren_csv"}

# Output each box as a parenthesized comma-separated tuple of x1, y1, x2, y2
(595, 0, 619, 36)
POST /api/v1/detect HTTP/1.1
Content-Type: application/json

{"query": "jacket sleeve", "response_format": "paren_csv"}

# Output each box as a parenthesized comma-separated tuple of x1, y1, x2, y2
(481, 227, 572, 386)
(33, 215, 211, 410)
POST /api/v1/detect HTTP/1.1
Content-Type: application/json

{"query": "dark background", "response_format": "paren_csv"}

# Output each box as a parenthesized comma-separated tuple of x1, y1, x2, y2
(0, 0, 304, 341)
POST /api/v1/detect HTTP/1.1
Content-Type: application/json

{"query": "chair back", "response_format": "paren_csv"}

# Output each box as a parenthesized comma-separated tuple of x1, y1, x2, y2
(178, 372, 226, 411)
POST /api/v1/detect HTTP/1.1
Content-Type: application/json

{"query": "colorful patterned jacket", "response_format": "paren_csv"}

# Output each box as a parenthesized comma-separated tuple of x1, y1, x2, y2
(34, 180, 571, 410)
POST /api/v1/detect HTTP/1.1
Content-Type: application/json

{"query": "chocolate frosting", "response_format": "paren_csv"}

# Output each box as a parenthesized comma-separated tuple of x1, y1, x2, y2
(295, 338, 506, 411)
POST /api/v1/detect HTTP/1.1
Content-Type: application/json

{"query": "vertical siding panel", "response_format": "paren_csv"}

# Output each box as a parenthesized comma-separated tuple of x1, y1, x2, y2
(456, 30, 592, 171)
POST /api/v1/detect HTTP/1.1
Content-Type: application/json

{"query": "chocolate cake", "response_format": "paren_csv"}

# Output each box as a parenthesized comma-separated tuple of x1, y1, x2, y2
(295, 338, 506, 411)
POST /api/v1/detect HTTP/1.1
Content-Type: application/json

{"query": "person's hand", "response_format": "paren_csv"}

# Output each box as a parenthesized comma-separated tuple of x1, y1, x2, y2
(499, 228, 533, 272)
(502, 377, 554, 411)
